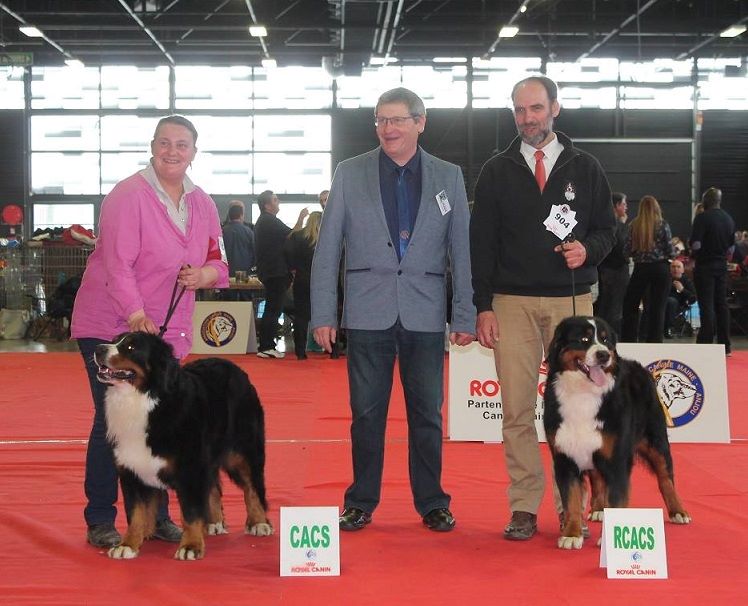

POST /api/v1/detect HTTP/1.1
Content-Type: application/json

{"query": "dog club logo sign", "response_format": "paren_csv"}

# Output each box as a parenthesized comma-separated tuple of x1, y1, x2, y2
(647, 359, 705, 428)
(200, 311, 238, 347)
(280, 507, 339, 577)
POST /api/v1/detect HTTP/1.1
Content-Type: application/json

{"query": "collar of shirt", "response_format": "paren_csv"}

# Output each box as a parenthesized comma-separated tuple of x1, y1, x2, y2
(140, 161, 195, 233)
(520, 133, 564, 176)
(379, 146, 422, 177)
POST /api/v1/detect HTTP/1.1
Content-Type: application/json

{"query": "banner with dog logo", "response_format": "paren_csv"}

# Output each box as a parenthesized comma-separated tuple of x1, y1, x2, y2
(616, 343, 729, 443)
(599, 508, 668, 579)
(280, 507, 340, 577)
(191, 301, 257, 354)
(448, 342, 729, 443)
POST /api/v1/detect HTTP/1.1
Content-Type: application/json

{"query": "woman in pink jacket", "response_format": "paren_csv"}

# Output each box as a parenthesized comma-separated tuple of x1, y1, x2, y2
(71, 115, 228, 548)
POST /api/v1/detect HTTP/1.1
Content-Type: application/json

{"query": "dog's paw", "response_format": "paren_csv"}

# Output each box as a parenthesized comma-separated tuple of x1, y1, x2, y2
(207, 521, 229, 535)
(558, 535, 584, 550)
(108, 545, 138, 559)
(588, 510, 604, 522)
(670, 512, 692, 524)
(174, 546, 204, 561)
(246, 522, 274, 536)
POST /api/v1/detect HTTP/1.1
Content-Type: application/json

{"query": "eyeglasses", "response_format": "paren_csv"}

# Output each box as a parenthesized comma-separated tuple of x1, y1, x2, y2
(374, 115, 418, 128)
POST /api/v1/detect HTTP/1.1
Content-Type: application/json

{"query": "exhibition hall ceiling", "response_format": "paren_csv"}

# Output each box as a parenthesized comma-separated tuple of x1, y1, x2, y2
(0, 0, 746, 68)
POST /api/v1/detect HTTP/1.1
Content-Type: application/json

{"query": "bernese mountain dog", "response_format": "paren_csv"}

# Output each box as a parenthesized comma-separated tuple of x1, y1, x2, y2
(544, 316, 691, 550)
(94, 331, 273, 560)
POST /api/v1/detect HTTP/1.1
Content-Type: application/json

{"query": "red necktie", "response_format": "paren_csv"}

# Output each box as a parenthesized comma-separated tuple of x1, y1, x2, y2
(534, 150, 546, 192)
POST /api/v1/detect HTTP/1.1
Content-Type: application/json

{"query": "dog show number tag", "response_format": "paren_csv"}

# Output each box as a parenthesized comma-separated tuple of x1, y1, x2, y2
(544, 204, 577, 241)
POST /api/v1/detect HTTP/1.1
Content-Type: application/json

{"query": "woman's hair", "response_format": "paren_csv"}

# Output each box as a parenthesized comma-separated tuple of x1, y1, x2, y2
(301, 211, 323, 247)
(153, 114, 198, 145)
(630, 195, 663, 253)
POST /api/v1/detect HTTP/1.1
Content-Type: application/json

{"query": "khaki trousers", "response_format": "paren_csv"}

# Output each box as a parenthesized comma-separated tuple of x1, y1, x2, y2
(491, 293, 593, 514)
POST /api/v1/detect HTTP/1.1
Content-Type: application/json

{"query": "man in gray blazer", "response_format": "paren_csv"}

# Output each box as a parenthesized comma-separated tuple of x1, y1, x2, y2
(311, 87, 475, 533)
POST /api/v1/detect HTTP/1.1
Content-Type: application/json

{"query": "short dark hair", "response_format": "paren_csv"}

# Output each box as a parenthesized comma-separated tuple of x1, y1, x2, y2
(257, 190, 275, 213)
(375, 87, 426, 118)
(612, 192, 627, 206)
(228, 205, 244, 221)
(701, 186, 722, 210)
(153, 114, 198, 145)
(511, 76, 558, 105)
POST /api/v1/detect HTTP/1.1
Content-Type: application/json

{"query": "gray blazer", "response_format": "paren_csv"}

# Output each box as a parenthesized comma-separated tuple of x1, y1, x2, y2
(311, 147, 475, 334)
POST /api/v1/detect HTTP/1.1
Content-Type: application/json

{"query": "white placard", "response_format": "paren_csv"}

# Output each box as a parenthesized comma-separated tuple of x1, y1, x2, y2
(280, 507, 340, 577)
(600, 508, 668, 579)
(191, 301, 257, 354)
(616, 343, 729, 443)
(448, 342, 730, 443)
(448, 341, 546, 442)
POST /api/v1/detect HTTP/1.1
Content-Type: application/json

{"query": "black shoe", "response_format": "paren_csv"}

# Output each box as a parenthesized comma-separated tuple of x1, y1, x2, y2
(339, 507, 372, 531)
(422, 508, 456, 532)
(152, 518, 182, 542)
(87, 523, 121, 548)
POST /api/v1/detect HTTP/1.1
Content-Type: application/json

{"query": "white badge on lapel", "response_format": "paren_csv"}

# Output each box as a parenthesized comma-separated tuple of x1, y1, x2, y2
(435, 190, 451, 215)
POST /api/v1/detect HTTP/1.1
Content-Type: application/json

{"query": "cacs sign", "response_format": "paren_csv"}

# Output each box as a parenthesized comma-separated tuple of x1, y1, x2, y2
(280, 507, 340, 577)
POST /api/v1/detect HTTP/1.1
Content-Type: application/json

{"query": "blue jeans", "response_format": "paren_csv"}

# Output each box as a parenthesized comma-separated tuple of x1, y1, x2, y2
(78, 338, 170, 526)
(344, 322, 449, 516)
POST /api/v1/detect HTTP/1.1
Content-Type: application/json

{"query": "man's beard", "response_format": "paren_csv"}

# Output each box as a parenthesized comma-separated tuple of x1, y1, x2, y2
(518, 117, 553, 147)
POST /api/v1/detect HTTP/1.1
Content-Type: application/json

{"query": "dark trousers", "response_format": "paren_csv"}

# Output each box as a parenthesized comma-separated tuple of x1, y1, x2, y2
(258, 276, 290, 352)
(344, 322, 449, 516)
(621, 261, 671, 343)
(694, 263, 731, 350)
(595, 264, 630, 336)
(664, 296, 681, 330)
(78, 338, 170, 526)
(292, 279, 310, 358)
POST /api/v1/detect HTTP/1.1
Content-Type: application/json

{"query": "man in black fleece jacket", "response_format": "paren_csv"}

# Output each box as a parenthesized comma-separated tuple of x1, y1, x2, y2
(470, 76, 615, 542)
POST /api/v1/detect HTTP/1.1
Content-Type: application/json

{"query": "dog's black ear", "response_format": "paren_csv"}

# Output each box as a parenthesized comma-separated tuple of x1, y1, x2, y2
(160, 357, 181, 394)
(545, 321, 567, 371)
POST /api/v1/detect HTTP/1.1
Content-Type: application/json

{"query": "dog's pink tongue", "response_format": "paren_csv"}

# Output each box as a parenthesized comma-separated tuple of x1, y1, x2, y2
(589, 366, 608, 387)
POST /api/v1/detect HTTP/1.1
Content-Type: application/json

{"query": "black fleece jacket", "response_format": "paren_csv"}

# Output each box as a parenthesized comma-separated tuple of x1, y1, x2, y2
(470, 132, 615, 312)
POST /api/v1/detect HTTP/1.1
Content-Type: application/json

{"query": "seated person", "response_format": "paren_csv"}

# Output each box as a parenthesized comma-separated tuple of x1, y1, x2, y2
(664, 259, 696, 337)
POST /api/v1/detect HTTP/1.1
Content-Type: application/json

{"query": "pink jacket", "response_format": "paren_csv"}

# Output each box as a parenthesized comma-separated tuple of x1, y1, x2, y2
(71, 173, 228, 359)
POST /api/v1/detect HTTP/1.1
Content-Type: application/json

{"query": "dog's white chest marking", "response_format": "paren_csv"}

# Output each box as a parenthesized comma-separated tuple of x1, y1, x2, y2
(553, 371, 612, 470)
(105, 387, 167, 489)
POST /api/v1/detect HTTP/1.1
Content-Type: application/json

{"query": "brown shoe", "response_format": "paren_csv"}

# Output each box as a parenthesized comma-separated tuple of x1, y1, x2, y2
(503, 511, 537, 541)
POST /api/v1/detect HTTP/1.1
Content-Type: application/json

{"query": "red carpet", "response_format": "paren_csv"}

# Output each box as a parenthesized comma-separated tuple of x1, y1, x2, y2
(1, 351, 747, 605)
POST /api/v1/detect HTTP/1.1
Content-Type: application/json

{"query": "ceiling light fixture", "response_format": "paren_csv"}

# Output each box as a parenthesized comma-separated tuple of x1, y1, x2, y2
(65, 59, 84, 68)
(433, 57, 467, 63)
(261, 58, 277, 69)
(249, 25, 267, 37)
(19, 25, 43, 37)
(520, 3, 528, 13)
(370, 55, 397, 65)
(498, 26, 519, 38)
(719, 24, 747, 38)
